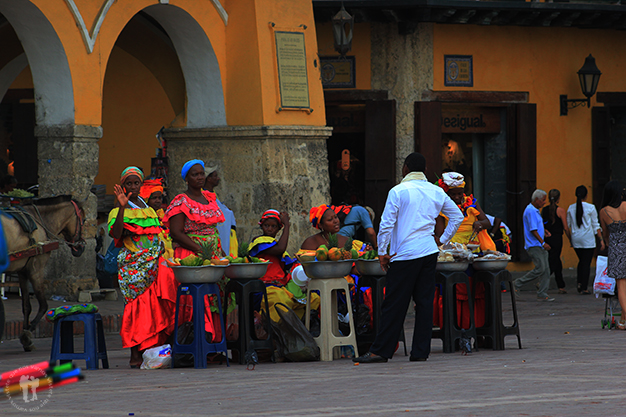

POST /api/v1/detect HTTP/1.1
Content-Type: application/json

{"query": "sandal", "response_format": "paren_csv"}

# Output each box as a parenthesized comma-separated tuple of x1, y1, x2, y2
(617, 320, 626, 330)
(558, 288, 567, 294)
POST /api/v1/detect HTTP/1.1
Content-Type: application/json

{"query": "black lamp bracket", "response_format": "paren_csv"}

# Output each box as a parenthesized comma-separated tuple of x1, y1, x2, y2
(560, 95, 590, 116)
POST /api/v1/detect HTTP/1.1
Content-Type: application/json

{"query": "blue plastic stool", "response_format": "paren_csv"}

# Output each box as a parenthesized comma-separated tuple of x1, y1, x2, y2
(172, 283, 229, 368)
(49, 313, 109, 370)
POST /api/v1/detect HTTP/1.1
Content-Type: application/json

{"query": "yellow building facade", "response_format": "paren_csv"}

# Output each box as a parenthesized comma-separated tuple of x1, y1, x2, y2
(0, 0, 331, 293)
(314, 1, 626, 270)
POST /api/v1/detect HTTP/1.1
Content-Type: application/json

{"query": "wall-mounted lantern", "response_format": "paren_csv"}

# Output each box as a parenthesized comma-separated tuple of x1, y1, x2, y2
(332, 5, 354, 57)
(560, 54, 602, 116)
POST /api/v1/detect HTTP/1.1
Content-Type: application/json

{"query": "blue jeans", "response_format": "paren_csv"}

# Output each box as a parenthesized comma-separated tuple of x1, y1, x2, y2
(515, 246, 550, 298)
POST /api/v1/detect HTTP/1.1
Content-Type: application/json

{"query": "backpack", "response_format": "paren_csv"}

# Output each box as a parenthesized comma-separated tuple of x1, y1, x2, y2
(330, 205, 352, 228)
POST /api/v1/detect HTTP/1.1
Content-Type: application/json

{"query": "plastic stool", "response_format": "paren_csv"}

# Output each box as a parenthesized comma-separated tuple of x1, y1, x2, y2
(432, 271, 478, 353)
(474, 270, 522, 350)
(49, 313, 109, 370)
(225, 278, 274, 364)
(172, 283, 229, 369)
(305, 277, 359, 361)
(356, 275, 408, 355)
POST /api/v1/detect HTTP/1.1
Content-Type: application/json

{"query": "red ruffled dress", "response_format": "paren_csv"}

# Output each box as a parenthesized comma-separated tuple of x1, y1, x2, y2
(162, 191, 227, 340)
(107, 206, 179, 351)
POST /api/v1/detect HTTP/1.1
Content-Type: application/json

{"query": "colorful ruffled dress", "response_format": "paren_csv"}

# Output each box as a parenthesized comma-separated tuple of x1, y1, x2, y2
(108, 202, 178, 350)
(438, 195, 494, 329)
(249, 236, 320, 322)
(162, 191, 232, 340)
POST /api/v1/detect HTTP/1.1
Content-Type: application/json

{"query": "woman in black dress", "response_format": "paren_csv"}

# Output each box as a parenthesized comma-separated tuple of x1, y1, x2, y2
(541, 189, 570, 294)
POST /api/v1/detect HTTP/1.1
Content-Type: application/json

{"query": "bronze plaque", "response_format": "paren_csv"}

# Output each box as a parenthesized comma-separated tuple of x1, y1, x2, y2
(275, 31, 310, 109)
(441, 106, 501, 134)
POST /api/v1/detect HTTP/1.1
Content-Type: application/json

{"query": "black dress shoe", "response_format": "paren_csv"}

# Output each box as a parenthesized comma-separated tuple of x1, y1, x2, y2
(352, 352, 388, 363)
(409, 356, 427, 362)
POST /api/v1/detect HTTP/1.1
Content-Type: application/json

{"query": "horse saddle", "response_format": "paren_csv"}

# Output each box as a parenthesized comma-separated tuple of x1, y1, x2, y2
(0, 206, 38, 235)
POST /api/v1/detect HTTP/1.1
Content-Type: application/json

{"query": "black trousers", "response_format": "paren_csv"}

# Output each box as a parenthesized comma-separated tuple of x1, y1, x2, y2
(574, 248, 595, 292)
(545, 234, 565, 289)
(370, 253, 437, 359)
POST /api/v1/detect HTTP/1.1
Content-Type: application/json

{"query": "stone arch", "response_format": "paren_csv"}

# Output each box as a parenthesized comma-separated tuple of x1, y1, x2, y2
(0, 0, 74, 126)
(142, 4, 226, 127)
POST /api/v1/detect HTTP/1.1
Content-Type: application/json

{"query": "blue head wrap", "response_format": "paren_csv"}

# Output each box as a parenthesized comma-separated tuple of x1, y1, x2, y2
(181, 159, 205, 180)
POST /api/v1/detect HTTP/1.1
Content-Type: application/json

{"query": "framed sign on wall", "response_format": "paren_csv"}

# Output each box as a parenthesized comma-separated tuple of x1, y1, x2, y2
(444, 55, 473, 87)
(320, 56, 356, 89)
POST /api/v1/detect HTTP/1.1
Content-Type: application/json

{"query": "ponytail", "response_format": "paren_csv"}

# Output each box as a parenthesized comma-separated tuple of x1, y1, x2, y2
(547, 189, 560, 224)
(575, 185, 588, 228)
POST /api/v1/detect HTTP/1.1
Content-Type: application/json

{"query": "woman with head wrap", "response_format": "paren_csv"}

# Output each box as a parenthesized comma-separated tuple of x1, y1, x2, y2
(248, 209, 320, 322)
(434, 172, 494, 331)
(162, 159, 231, 342)
(140, 178, 173, 260)
(108, 167, 177, 368)
(204, 163, 238, 257)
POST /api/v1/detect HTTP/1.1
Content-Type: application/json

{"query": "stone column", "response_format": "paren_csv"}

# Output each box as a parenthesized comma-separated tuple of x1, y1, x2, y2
(162, 125, 333, 254)
(371, 22, 434, 181)
(35, 124, 101, 298)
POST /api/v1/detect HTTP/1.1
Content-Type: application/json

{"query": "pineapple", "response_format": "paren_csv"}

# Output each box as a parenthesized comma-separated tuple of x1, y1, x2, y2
(342, 238, 354, 260)
(238, 242, 250, 262)
(326, 233, 339, 249)
(199, 239, 218, 261)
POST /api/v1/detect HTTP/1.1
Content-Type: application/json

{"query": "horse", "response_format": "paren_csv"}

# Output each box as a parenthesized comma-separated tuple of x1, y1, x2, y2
(0, 195, 85, 351)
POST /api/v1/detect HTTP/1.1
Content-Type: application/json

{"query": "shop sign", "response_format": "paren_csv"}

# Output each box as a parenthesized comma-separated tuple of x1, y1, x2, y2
(320, 56, 356, 89)
(444, 55, 473, 87)
(441, 106, 501, 133)
(326, 106, 365, 133)
(275, 31, 310, 109)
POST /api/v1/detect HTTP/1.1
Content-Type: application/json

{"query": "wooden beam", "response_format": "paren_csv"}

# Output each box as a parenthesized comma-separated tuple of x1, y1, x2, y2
(422, 91, 529, 104)
(324, 90, 390, 103)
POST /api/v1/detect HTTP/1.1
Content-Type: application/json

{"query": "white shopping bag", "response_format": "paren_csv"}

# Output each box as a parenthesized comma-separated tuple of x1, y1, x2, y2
(594, 256, 616, 296)
(140, 344, 172, 369)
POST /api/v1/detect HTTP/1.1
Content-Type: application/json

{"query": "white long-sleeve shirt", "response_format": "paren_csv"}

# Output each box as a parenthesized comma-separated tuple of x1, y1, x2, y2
(377, 177, 464, 261)
(567, 201, 601, 249)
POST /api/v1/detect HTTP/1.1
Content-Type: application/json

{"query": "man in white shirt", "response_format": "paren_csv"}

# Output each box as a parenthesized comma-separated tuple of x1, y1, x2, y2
(353, 153, 463, 363)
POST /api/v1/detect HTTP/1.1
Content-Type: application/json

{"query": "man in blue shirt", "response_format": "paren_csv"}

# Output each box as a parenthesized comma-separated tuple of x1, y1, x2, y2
(338, 205, 377, 249)
(515, 189, 554, 301)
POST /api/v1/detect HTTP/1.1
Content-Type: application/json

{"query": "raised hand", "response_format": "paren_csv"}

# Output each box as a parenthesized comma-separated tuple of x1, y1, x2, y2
(280, 211, 290, 226)
(114, 184, 132, 208)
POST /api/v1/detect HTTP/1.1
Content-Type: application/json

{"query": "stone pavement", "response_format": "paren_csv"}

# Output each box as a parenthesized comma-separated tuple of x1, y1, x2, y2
(1, 268, 625, 416)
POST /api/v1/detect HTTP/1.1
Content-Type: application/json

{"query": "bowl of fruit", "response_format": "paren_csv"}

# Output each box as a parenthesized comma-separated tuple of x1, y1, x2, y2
(297, 235, 359, 279)
(355, 249, 385, 276)
(224, 243, 271, 279)
(167, 241, 229, 283)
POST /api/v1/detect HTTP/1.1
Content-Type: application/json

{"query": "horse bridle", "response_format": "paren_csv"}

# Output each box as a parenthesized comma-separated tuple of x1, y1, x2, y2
(66, 200, 84, 247)
(30, 200, 85, 248)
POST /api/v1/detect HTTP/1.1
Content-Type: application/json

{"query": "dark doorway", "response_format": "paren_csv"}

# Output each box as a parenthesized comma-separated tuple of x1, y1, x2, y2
(0, 88, 36, 190)
(324, 90, 396, 231)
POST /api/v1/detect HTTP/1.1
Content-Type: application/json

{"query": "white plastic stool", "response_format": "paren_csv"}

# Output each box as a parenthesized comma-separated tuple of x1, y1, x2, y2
(305, 277, 359, 361)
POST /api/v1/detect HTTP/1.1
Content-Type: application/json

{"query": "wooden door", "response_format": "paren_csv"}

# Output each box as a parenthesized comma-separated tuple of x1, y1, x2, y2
(414, 101, 442, 182)
(592, 106, 611, 209)
(507, 103, 537, 262)
(364, 100, 396, 229)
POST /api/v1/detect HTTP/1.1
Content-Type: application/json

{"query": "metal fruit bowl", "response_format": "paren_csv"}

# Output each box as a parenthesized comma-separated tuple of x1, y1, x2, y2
(356, 259, 386, 276)
(300, 260, 353, 279)
(472, 259, 509, 271)
(436, 261, 469, 272)
(225, 262, 271, 279)
(171, 265, 227, 283)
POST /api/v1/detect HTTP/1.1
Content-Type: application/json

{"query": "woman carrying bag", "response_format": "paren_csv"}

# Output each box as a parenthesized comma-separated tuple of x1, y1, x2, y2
(567, 185, 605, 295)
